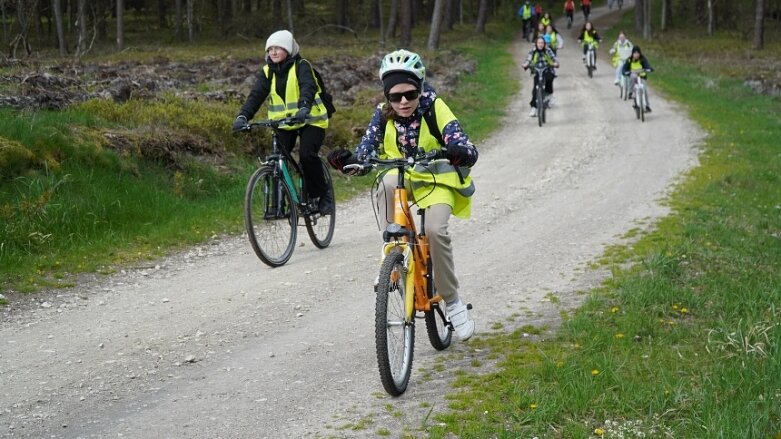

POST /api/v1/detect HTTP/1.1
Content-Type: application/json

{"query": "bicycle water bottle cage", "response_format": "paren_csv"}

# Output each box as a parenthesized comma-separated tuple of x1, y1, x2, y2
(383, 223, 414, 242)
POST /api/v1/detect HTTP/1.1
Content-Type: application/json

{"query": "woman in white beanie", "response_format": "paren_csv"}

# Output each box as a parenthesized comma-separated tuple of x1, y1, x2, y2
(232, 30, 334, 214)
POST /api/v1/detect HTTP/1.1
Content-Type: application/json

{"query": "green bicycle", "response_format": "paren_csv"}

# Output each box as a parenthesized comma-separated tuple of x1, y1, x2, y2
(241, 117, 335, 267)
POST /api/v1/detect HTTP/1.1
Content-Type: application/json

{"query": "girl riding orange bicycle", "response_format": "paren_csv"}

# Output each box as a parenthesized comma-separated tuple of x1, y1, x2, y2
(328, 49, 478, 341)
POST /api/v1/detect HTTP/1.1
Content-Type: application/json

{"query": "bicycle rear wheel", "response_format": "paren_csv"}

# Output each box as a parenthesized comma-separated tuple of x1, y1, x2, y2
(244, 166, 298, 267)
(425, 279, 452, 351)
(305, 160, 336, 248)
(375, 249, 415, 396)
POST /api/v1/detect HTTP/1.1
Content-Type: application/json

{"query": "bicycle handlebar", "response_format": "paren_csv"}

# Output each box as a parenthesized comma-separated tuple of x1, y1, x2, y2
(245, 116, 301, 131)
(233, 116, 303, 134)
(343, 149, 443, 173)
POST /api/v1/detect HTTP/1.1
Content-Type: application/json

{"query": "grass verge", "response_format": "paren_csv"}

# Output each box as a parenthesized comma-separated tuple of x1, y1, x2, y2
(427, 19, 781, 439)
(0, 21, 519, 296)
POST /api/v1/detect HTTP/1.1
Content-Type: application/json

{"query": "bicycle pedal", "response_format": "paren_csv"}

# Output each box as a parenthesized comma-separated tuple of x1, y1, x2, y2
(466, 303, 473, 310)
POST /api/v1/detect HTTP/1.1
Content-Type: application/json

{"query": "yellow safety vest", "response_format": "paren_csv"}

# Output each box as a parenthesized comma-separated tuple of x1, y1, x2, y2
(520, 5, 532, 19)
(541, 17, 551, 27)
(263, 61, 329, 130)
(380, 99, 475, 218)
(583, 31, 596, 44)
(629, 59, 647, 77)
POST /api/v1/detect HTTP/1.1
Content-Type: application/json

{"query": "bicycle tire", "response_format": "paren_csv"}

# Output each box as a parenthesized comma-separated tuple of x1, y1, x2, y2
(375, 249, 415, 396)
(536, 85, 544, 127)
(640, 90, 646, 122)
(244, 166, 298, 267)
(304, 160, 336, 249)
(424, 277, 452, 351)
(587, 50, 595, 78)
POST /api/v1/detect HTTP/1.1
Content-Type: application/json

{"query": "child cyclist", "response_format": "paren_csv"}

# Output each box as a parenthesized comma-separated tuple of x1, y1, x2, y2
(327, 50, 479, 341)
(622, 45, 654, 112)
(577, 21, 602, 66)
(609, 31, 634, 85)
(522, 36, 560, 116)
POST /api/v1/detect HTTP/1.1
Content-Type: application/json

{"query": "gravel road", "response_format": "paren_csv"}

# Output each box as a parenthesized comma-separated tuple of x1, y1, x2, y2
(0, 3, 703, 438)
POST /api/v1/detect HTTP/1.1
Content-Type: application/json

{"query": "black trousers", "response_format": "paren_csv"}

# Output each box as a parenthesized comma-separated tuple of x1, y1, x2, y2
(277, 125, 328, 199)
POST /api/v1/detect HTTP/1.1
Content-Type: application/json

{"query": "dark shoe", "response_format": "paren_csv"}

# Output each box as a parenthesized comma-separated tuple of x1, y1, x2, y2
(317, 192, 334, 215)
(645, 106, 652, 113)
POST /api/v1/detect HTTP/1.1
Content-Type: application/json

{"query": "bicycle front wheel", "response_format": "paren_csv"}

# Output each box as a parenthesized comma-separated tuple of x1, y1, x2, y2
(244, 166, 298, 267)
(536, 86, 544, 127)
(375, 249, 415, 396)
(305, 160, 335, 249)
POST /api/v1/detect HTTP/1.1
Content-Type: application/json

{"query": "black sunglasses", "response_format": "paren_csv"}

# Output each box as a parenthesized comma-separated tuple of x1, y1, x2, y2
(387, 90, 420, 103)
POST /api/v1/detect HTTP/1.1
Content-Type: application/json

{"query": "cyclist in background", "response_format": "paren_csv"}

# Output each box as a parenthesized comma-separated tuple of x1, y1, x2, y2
(540, 11, 553, 28)
(518, 0, 536, 41)
(563, 0, 575, 27)
(327, 50, 478, 341)
(544, 24, 564, 56)
(232, 30, 334, 214)
(622, 45, 654, 112)
(522, 36, 560, 117)
(577, 21, 602, 66)
(609, 31, 634, 85)
(581, 0, 592, 20)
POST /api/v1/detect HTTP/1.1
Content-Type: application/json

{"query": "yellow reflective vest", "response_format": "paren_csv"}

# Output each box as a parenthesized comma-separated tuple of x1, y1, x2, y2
(263, 60, 329, 130)
(380, 99, 475, 218)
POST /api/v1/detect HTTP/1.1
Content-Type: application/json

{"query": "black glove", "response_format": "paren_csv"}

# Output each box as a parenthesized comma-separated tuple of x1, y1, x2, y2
(293, 107, 310, 123)
(327, 148, 353, 171)
(232, 115, 248, 133)
(443, 144, 478, 168)
(327, 148, 370, 176)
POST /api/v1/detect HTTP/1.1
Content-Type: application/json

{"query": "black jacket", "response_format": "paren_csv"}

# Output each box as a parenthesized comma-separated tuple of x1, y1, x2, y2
(238, 54, 318, 119)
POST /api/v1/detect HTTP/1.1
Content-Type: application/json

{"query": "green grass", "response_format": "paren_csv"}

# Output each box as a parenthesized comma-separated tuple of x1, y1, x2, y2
(0, 20, 519, 295)
(426, 16, 781, 439)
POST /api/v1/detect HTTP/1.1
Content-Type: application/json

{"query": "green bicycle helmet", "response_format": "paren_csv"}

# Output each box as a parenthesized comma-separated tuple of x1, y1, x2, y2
(379, 49, 426, 82)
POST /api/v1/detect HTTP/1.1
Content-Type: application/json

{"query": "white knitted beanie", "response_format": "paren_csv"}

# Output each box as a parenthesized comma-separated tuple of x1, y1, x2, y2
(265, 30, 299, 57)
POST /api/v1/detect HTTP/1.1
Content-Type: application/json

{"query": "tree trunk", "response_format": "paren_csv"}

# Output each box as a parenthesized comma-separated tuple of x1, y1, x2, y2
(76, 0, 86, 54)
(286, 0, 294, 31)
(52, 0, 66, 55)
(337, 0, 348, 28)
(96, 0, 107, 40)
(443, 0, 453, 30)
(400, 0, 412, 46)
(175, 0, 183, 40)
(644, 0, 652, 39)
(187, 0, 194, 41)
(753, 0, 764, 49)
(221, 0, 232, 36)
(271, 0, 282, 28)
(707, 0, 715, 35)
(660, 0, 667, 31)
(474, 0, 487, 33)
(378, 0, 385, 45)
(426, 0, 445, 49)
(116, 0, 124, 50)
(370, 0, 380, 28)
(385, 0, 398, 40)
(157, 0, 166, 27)
(635, 0, 644, 34)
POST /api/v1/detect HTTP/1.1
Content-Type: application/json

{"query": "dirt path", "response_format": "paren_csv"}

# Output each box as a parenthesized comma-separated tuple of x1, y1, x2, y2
(0, 3, 703, 438)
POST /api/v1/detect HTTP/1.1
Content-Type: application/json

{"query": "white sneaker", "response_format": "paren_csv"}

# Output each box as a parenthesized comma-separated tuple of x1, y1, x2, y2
(528, 108, 537, 117)
(547, 95, 555, 107)
(446, 298, 475, 341)
(614, 79, 619, 85)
